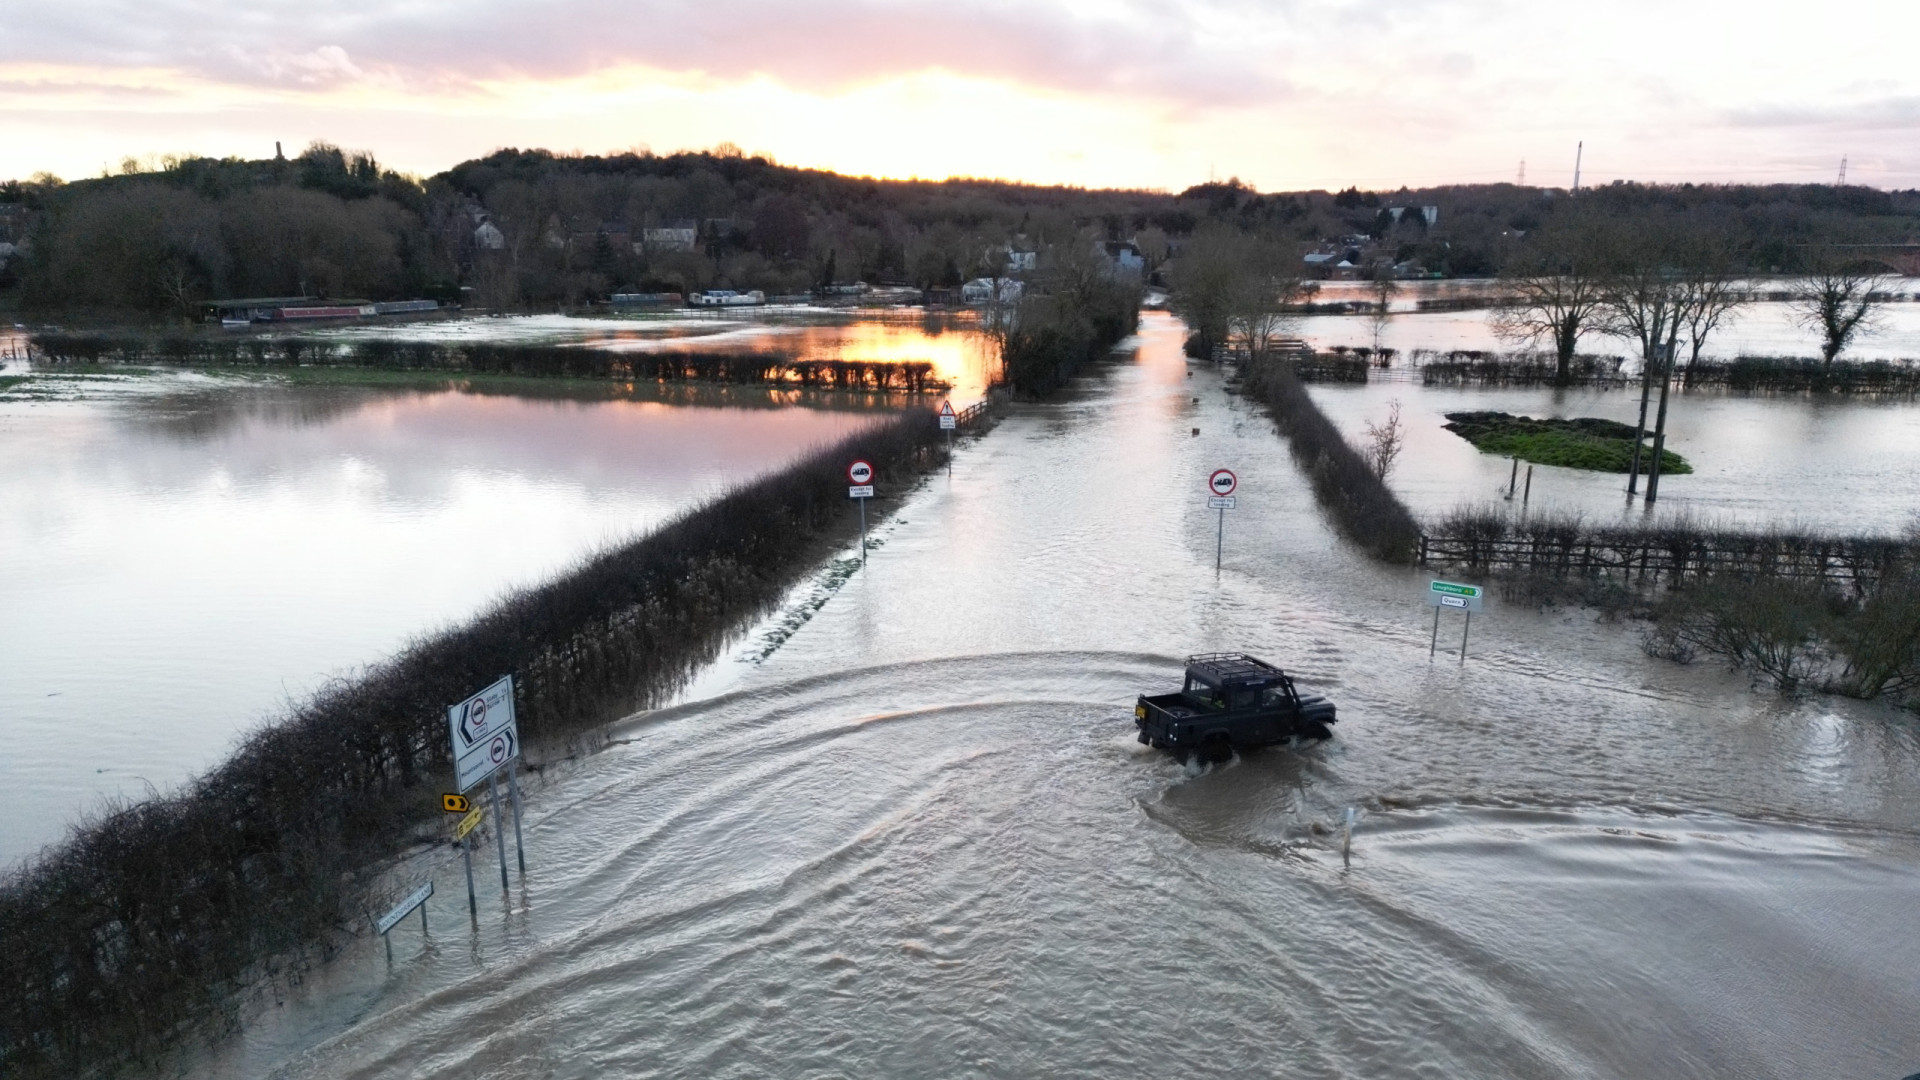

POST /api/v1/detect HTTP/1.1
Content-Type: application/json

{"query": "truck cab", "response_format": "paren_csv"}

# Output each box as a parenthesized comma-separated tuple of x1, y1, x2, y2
(1134, 653, 1337, 763)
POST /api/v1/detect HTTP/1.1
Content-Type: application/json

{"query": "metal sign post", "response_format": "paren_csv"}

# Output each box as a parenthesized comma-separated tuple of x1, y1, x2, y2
(1424, 580, 1485, 662)
(507, 762, 526, 875)
(454, 805, 483, 916)
(939, 401, 956, 477)
(488, 768, 509, 893)
(1207, 469, 1238, 571)
(848, 459, 874, 566)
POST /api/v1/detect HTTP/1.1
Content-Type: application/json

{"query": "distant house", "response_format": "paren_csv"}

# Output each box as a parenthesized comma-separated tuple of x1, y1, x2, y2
(1421, 206, 1440, 226)
(962, 278, 1024, 304)
(640, 221, 698, 253)
(1005, 250, 1037, 272)
(1095, 240, 1145, 278)
(473, 220, 506, 251)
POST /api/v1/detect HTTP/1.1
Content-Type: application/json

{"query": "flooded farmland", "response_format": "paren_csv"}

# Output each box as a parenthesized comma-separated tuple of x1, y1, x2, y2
(0, 313, 985, 865)
(163, 313, 1920, 1080)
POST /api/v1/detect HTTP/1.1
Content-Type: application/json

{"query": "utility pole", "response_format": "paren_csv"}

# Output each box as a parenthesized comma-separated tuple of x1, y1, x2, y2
(1838, 155, 1848, 186)
(1572, 141, 1583, 194)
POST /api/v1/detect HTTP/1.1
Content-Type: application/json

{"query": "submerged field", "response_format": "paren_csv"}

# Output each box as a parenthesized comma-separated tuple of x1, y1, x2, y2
(0, 314, 979, 866)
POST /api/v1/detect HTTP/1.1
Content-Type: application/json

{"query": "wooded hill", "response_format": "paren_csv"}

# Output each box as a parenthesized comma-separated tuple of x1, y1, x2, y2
(4, 143, 1918, 320)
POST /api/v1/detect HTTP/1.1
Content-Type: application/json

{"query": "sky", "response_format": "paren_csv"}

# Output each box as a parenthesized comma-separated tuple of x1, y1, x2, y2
(4, 0, 1918, 191)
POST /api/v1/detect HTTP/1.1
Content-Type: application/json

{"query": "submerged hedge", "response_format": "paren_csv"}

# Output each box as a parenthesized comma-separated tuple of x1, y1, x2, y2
(0, 408, 953, 1077)
(27, 333, 946, 393)
(1241, 355, 1422, 563)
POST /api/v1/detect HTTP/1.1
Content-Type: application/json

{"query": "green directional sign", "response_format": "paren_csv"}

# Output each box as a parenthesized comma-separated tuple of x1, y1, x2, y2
(1426, 579, 1485, 612)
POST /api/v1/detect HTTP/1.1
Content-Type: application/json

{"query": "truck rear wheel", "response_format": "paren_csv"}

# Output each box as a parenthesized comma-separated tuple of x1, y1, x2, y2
(1198, 734, 1233, 764)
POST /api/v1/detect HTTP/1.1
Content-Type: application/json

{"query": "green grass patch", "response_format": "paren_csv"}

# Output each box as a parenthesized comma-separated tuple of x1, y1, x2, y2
(1443, 411, 1690, 475)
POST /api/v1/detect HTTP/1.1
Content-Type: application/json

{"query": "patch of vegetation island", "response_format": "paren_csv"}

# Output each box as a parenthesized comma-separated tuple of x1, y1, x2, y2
(1443, 411, 1690, 475)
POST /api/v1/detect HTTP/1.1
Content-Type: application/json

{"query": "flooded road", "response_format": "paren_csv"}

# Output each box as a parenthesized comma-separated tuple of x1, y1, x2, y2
(179, 312, 1920, 1079)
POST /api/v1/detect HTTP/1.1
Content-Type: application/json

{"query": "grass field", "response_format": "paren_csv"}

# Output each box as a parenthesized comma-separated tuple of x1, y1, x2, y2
(1443, 411, 1690, 474)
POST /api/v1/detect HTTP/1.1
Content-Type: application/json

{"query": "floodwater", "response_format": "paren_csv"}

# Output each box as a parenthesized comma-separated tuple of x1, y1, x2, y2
(1294, 280, 1920, 362)
(302, 309, 1002, 402)
(1308, 380, 1920, 533)
(0, 376, 886, 866)
(175, 313, 1920, 1079)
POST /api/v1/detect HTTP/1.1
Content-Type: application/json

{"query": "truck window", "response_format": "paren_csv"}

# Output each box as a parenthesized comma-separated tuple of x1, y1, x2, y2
(1229, 689, 1258, 710)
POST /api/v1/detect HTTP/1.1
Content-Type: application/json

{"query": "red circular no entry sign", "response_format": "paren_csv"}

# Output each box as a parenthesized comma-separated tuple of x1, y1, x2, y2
(1209, 469, 1238, 496)
(848, 459, 874, 484)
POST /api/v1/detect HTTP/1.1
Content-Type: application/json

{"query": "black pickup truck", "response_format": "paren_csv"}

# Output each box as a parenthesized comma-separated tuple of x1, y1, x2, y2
(1135, 653, 1337, 763)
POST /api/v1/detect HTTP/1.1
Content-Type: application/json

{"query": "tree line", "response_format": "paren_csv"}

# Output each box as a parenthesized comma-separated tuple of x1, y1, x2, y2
(6, 143, 1917, 322)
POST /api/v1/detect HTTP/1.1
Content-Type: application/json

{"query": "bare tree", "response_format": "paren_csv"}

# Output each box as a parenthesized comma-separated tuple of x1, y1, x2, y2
(1790, 254, 1888, 368)
(1368, 271, 1398, 353)
(1600, 219, 1750, 501)
(1490, 215, 1610, 385)
(1363, 399, 1405, 480)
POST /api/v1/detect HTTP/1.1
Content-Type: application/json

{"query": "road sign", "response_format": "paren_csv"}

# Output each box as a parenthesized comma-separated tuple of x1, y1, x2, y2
(939, 401, 957, 430)
(1209, 469, 1238, 496)
(449, 675, 519, 793)
(1425, 580, 1485, 612)
(454, 805, 484, 840)
(848, 459, 874, 485)
(375, 881, 433, 935)
(1208, 496, 1237, 509)
(848, 484, 874, 498)
(441, 793, 470, 814)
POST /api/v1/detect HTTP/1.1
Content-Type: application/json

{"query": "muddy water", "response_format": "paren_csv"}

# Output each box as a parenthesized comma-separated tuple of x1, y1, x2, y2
(181, 313, 1920, 1079)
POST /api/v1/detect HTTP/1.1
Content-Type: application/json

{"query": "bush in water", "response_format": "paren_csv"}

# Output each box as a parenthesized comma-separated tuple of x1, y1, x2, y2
(0, 408, 954, 1077)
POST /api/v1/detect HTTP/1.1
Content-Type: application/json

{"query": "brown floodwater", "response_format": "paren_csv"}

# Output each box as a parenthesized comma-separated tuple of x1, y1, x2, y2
(167, 313, 1920, 1079)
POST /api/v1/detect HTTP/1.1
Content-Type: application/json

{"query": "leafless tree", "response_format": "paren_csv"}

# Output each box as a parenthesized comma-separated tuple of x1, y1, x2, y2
(1368, 271, 1398, 353)
(1364, 399, 1405, 480)
(1490, 214, 1610, 385)
(1790, 254, 1889, 368)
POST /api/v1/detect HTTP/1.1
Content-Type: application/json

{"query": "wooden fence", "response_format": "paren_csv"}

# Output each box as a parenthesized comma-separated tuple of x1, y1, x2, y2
(1418, 530, 1912, 595)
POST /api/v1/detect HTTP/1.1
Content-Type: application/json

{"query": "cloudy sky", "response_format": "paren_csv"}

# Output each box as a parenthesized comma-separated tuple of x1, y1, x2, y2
(4, 0, 1916, 190)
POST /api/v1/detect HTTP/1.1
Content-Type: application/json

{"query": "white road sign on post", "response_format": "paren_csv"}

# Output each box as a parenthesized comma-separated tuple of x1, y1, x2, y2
(848, 459, 874, 565)
(449, 674, 519, 793)
(1207, 469, 1238, 570)
(938, 401, 957, 430)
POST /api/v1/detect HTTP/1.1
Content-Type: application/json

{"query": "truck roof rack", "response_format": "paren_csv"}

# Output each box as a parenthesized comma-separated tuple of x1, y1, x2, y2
(1185, 653, 1288, 688)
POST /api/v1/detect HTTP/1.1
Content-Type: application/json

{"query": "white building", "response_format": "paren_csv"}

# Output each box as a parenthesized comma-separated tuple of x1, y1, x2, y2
(640, 222, 699, 253)
(473, 221, 506, 251)
(962, 278, 1024, 304)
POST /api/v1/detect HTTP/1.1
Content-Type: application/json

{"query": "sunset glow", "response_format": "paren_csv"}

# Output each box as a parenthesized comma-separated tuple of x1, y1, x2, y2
(5, 0, 1918, 188)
